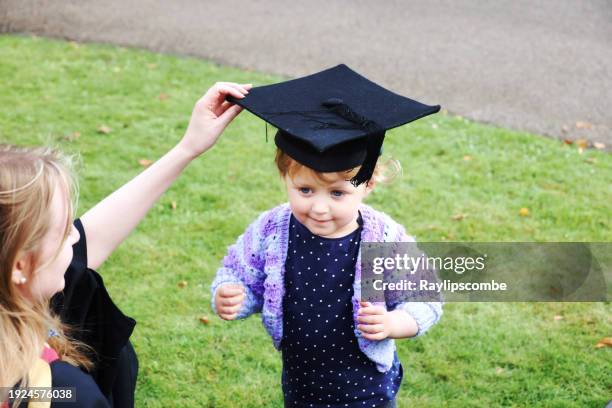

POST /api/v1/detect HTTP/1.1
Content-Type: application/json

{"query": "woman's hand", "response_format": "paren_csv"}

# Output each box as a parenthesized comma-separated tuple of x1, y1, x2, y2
(178, 82, 252, 159)
(357, 301, 418, 340)
(80, 82, 251, 270)
(215, 284, 246, 320)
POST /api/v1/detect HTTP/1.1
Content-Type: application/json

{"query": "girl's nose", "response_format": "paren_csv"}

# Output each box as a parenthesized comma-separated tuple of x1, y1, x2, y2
(311, 199, 329, 215)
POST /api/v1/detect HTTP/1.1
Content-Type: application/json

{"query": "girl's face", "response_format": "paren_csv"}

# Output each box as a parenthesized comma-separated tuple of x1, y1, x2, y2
(16, 184, 80, 300)
(285, 168, 373, 238)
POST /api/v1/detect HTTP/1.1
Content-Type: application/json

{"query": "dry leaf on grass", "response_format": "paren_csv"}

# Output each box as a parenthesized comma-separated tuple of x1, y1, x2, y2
(463, 155, 472, 161)
(594, 338, 612, 348)
(451, 214, 466, 221)
(553, 315, 563, 321)
(97, 125, 112, 134)
(199, 316, 210, 325)
(563, 139, 574, 145)
(138, 159, 153, 168)
(177, 280, 188, 288)
(63, 131, 81, 141)
(171, 201, 177, 210)
(593, 142, 605, 150)
(576, 139, 589, 149)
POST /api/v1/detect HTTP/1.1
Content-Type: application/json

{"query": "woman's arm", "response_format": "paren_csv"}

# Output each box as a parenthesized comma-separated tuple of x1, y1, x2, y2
(80, 82, 251, 270)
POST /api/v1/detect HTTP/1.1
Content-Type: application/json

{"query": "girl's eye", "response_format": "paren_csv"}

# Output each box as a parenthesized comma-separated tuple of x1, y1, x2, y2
(331, 190, 344, 197)
(299, 187, 311, 194)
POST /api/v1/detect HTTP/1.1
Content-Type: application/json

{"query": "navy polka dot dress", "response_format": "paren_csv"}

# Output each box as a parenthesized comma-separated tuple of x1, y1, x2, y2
(282, 214, 402, 408)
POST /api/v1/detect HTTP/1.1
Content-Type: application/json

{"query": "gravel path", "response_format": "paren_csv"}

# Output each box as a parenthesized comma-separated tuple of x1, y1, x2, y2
(2, 0, 611, 146)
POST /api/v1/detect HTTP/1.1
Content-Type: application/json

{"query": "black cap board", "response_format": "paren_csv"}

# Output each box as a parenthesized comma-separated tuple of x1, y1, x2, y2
(227, 64, 440, 186)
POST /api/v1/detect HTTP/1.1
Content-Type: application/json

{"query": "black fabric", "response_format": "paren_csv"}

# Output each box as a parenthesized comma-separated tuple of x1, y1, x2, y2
(50, 361, 110, 408)
(275, 130, 366, 173)
(51, 219, 137, 407)
(227, 64, 440, 184)
(109, 341, 138, 408)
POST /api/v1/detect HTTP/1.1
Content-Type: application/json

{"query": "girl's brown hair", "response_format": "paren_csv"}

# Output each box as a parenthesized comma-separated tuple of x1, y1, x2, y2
(274, 148, 401, 186)
(0, 145, 91, 390)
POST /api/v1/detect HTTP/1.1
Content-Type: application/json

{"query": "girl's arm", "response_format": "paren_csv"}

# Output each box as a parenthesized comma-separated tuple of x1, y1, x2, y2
(211, 209, 273, 320)
(80, 82, 251, 270)
(358, 223, 443, 340)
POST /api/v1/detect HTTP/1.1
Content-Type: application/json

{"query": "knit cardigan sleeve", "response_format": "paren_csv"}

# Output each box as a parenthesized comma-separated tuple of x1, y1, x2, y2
(384, 219, 443, 337)
(210, 211, 270, 319)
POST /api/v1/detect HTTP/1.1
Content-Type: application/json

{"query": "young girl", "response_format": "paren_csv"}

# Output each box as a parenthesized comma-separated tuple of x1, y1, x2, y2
(211, 65, 443, 407)
(1, 82, 250, 407)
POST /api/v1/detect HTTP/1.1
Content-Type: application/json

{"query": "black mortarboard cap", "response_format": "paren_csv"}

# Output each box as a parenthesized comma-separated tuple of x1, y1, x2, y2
(227, 64, 440, 186)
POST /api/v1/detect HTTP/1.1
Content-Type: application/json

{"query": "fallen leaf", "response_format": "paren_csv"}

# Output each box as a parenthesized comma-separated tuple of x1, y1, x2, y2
(451, 214, 466, 221)
(158, 92, 169, 101)
(495, 367, 504, 374)
(575, 121, 592, 129)
(63, 131, 81, 141)
(97, 125, 112, 134)
(563, 139, 573, 145)
(463, 155, 472, 161)
(199, 316, 210, 325)
(593, 142, 605, 150)
(576, 139, 589, 149)
(171, 201, 177, 210)
(594, 337, 612, 348)
(553, 315, 563, 321)
(519, 208, 530, 217)
(138, 159, 153, 167)
(561, 125, 570, 133)
(177, 280, 188, 288)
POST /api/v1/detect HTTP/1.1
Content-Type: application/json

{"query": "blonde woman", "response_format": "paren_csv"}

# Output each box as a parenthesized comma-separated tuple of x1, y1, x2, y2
(0, 82, 251, 407)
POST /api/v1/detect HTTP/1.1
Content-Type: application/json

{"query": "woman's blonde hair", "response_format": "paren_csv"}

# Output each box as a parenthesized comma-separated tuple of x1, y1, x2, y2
(274, 148, 402, 186)
(0, 145, 91, 390)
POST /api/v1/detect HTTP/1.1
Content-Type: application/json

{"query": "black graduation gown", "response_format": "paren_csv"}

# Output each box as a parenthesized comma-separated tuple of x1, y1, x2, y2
(50, 361, 110, 407)
(50, 219, 138, 407)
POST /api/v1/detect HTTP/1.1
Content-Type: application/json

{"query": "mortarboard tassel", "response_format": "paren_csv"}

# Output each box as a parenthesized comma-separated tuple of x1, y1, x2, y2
(321, 98, 385, 187)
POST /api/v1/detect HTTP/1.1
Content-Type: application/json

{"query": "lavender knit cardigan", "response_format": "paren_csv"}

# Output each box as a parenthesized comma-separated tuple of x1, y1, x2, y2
(211, 203, 442, 372)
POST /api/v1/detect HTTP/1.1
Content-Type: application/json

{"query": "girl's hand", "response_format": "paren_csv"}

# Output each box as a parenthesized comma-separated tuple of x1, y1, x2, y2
(357, 301, 393, 341)
(178, 82, 252, 159)
(215, 283, 246, 320)
(357, 301, 419, 340)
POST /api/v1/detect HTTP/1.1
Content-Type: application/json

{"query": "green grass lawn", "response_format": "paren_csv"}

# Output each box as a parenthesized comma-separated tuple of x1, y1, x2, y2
(1, 35, 610, 407)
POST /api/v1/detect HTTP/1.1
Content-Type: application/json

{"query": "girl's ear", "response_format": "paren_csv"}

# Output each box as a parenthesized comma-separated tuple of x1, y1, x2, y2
(12, 255, 30, 285)
(364, 179, 376, 196)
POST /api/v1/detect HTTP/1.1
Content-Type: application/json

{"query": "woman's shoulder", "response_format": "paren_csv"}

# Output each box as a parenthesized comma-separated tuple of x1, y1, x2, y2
(50, 361, 110, 407)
